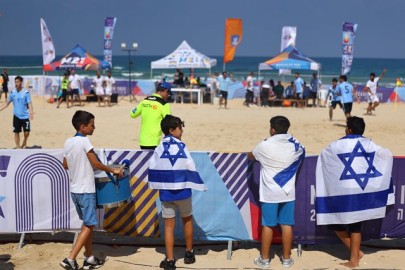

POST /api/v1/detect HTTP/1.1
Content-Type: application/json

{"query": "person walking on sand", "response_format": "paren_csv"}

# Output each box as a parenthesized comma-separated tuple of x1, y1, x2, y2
(0, 76, 34, 149)
(130, 82, 172, 149)
(364, 68, 386, 115)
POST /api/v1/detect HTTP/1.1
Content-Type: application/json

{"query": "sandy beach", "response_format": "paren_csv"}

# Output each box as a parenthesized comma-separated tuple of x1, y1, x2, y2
(0, 96, 404, 270)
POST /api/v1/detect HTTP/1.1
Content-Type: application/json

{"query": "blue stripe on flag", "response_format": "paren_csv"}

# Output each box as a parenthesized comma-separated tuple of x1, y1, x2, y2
(273, 150, 305, 188)
(316, 187, 391, 214)
(149, 169, 204, 185)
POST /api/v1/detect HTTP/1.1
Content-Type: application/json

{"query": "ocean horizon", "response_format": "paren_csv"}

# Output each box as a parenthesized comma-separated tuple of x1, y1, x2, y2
(1, 55, 404, 84)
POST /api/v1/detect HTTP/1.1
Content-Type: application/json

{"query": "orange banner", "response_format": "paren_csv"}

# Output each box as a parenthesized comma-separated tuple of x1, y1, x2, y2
(223, 18, 243, 64)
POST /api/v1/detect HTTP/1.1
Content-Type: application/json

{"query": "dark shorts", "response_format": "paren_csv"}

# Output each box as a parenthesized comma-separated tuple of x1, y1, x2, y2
(343, 102, 353, 113)
(295, 93, 302, 99)
(140, 145, 157, 150)
(61, 89, 67, 99)
(220, 90, 228, 99)
(327, 222, 363, 233)
(13, 115, 30, 133)
(309, 91, 317, 99)
(2, 85, 8, 93)
(71, 88, 79, 95)
(331, 101, 343, 109)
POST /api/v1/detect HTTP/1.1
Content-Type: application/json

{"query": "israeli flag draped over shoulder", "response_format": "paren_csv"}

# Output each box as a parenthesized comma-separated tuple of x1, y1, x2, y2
(148, 136, 207, 191)
(315, 134, 394, 225)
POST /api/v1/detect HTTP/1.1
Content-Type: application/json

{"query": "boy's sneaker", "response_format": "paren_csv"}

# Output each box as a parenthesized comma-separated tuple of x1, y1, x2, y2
(184, 249, 196, 264)
(83, 257, 105, 269)
(281, 257, 294, 268)
(60, 258, 79, 270)
(159, 257, 176, 270)
(253, 256, 270, 268)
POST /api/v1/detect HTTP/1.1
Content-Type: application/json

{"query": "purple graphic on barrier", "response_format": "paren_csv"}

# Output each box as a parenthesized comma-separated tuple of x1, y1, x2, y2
(0, 155, 11, 177)
(380, 157, 405, 238)
(0, 196, 5, 218)
(354, 85, 394, 103)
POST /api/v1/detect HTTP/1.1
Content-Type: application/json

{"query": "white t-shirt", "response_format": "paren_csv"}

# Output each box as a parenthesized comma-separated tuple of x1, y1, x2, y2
(105, 76, 115, 95)
(93, 76, 105, 95)
(366, 77, 380, 95)
(246, 75, 253, 90)
(64, 136, 95, 193)
(252, 134, 305, 203)
(69, 74, 81, 89)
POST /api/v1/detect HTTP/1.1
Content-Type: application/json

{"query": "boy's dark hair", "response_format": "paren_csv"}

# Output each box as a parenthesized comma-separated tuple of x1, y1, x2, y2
(340, 75, 348, 81)
(332, 78, 338, 82)
(15, 76, 23, 82)
(72, 110, 95, 131)
(270, 116, 290, 134)
(161, 115, 184, 136)
(347, 116, 365, 135)
(370, 72, 376, 77)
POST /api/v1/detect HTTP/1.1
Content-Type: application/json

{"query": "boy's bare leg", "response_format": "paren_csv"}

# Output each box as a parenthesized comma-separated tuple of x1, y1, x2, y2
(260, 226, 273, 260)
(340, 232, 361, 268)
(21, 132, 29, 148)
(280, 224, 293, 259)
(329, 108, 333, 121)
(164, 218, 175, 260)
(334, 231, 364, 263)
(182, 215, 193, 251)
(372, 102, 379, 110)
(14, 133, 21, 148)
(69, 225, 94, 260)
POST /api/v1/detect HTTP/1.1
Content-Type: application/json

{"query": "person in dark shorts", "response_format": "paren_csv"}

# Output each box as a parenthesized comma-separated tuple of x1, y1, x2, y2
(1, 68, 9, 101)
(57, 72, 70, 108)
(0, 76, 34, 148)
(325, 78, 343, 121)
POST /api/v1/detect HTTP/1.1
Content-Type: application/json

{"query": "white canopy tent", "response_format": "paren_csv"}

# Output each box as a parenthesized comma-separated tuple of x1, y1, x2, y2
(150, 40, 217, 78)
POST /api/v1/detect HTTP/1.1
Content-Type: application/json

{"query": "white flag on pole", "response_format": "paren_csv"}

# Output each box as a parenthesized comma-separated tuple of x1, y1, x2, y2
(40, 18, 55, 65)
(279, 26, 297, 75)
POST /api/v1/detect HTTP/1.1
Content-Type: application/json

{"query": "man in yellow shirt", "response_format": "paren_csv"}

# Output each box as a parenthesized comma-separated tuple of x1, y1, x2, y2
(130, 82, 172, 149)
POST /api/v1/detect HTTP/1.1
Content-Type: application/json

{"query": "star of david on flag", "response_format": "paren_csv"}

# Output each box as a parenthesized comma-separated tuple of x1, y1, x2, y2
(315, 135, 394, 225)
(148, 136, 207, 191)
(160, 137, 187, 166)
(338, 141, 382, 190)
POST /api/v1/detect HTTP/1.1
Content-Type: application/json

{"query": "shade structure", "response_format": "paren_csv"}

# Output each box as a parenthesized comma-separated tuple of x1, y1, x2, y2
(259, 45, 320, 71)
(43, 44, 111, 71)
(151, 41, 217, 70)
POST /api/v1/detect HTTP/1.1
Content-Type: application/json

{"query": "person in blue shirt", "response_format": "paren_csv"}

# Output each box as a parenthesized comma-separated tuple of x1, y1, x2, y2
(284, 81, 294, 99)
(310, 73, 322, 107)
(0, 76, 34, 148)
(337, 75, 358, 118)
(217, 71, 234, 109)
(325, 78, 343, 121)
(293, 72, 304, 99)
(294, 73, 305, 108)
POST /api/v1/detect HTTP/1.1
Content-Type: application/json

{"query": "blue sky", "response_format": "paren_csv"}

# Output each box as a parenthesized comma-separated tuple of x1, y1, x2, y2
(1, 0, 404, 58)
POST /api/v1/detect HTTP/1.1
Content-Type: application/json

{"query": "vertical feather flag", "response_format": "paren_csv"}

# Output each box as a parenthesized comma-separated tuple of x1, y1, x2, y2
(223, 18, 243, 64)
(40, 18, 55, 67)
(341, 22, 358, 75)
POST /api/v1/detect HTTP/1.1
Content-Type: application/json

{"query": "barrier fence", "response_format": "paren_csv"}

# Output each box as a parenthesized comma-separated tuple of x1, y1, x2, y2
(0, 150, 404, 244)
(4, 75, 405, 102)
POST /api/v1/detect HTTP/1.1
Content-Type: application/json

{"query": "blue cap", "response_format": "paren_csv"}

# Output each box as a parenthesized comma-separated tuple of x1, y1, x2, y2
(157, 82, 172, 95)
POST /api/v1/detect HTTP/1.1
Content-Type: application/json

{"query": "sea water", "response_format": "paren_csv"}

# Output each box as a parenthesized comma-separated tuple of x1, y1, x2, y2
(1, 55, 404, 85)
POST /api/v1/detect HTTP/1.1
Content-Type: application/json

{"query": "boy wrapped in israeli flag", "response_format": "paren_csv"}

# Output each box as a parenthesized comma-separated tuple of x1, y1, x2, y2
(147, 115, 207, 270)
(316, 116, 394, 268)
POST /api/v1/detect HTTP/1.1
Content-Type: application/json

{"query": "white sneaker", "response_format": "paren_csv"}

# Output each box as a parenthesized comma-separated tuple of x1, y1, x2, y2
(281, 257, 294, 268)
(253, 256, 270, 268)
